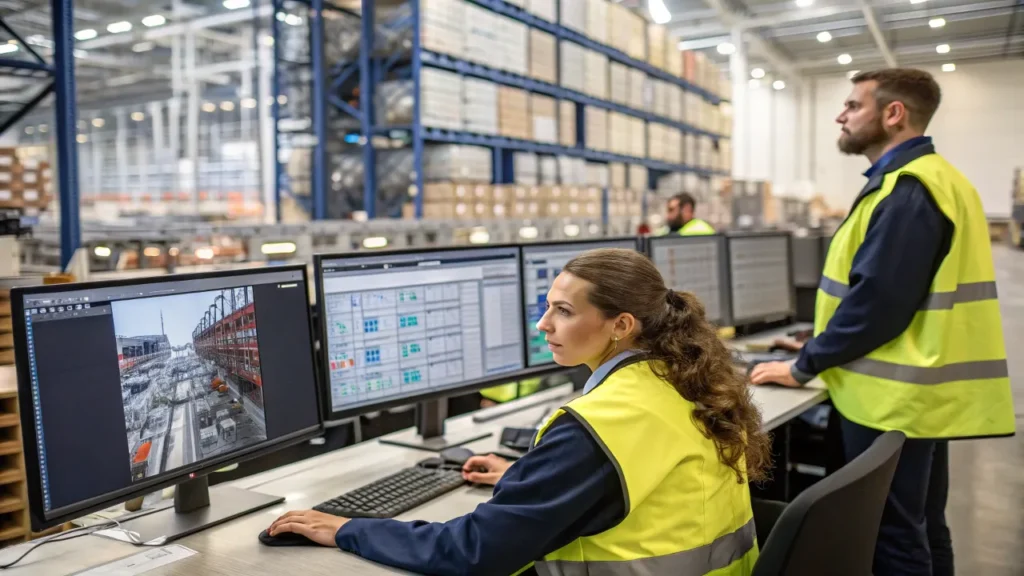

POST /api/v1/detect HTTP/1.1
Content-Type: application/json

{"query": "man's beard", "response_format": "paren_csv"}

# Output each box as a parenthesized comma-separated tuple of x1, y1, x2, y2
(838, 121, 887, 155)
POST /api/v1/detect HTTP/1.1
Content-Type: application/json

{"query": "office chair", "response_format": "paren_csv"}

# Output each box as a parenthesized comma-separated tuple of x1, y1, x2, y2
(751, 430, 906, 576)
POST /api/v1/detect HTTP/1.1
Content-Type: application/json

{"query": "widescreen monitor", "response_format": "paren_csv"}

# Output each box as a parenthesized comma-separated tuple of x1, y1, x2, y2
(315, 246, 527, 420)
(520, 238, 641, 367)
(646, 234, 731, 326)
(13, 266, 322, 537)
(726, 232, 796, 325)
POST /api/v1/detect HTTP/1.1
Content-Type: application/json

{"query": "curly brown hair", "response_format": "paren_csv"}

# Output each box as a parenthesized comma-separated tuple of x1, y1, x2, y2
(563, 248, 772, 483)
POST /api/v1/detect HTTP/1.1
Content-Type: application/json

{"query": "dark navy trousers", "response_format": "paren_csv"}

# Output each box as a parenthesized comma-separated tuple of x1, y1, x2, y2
(839, 414, 954, 576)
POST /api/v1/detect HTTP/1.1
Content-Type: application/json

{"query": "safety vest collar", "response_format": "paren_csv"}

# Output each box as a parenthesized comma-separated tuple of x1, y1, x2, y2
(583, 353, 649, 396)
(846, 141, 938, 221)
(535, 518, 756, 576)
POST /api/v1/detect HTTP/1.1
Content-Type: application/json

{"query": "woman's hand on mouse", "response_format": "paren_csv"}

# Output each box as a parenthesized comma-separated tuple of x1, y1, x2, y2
(461, 454, 511, 485)
(268, 510, 350, 546)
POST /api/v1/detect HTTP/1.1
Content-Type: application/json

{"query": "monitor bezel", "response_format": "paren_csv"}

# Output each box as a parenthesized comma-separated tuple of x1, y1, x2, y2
(519, 236, 643, 369)
(644, 233, 733, 327)
(314, 245, 566, 422)
(13, 265, 325, 532)
(723, 231, 797, 326)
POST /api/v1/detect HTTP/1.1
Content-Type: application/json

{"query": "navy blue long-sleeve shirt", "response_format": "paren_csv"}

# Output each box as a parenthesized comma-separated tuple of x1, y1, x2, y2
(334, 415, 624, 575)
(793, 137, 953, 382)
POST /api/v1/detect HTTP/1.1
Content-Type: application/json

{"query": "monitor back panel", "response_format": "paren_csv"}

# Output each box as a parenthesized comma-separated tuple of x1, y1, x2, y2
(521, 239, 640, 367)
(647, 235, 731, 326)
(727, 234, 795, 324)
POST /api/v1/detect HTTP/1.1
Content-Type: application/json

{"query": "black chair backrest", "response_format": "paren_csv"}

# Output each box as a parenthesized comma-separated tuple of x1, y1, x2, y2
(752, 430, 906, 576)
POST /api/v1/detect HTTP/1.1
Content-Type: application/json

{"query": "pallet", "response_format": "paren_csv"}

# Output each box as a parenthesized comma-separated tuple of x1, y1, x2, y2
(0, 368, 26, 547)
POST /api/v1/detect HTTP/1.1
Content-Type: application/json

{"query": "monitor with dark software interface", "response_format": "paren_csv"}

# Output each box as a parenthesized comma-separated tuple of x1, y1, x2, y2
(14, 266, 322, 538)
(521, 238, 641, 367)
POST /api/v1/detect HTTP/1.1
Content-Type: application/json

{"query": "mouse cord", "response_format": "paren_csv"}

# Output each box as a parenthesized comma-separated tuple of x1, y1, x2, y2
(0, 521, 119, 570)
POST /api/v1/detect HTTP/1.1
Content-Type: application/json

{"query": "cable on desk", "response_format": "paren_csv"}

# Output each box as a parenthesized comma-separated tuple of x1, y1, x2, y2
(0, 521, 119, 570)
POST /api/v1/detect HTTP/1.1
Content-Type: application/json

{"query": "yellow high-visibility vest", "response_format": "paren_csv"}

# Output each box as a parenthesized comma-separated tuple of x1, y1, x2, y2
(655, 218, 716, 237)
(517, 357, 757, 576)
(815, 152, 1015, 439)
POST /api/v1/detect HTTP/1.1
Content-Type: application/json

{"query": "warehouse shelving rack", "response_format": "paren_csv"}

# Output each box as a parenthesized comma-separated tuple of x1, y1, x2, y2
(277, 0, 731, 220)
(0, 0, 79, 268)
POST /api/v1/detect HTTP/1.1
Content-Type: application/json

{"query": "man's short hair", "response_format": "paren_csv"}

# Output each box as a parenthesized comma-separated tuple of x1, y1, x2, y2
(851, 68, 942, 130)
(670, 193, 696, 209)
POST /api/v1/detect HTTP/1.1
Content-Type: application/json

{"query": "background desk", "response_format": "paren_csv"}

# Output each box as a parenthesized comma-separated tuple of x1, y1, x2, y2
(5, 380, 827, 575)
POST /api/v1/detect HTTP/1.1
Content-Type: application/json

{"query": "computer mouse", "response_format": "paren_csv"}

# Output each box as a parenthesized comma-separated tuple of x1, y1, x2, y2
(439, 446, 475, 466)
(258, 529, 320, 547)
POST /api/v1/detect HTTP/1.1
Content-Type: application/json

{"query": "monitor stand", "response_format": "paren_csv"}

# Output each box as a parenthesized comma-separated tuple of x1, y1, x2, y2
(379, 399, 491, 452)
(117, 475, 283, 544)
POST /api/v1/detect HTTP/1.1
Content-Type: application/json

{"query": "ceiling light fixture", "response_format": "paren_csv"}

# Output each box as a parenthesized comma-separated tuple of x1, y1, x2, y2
(223, 0, 251, 9)
(796, 0, 813, 6)
(929, 17, 946, 28)
(74, 29, 97, 41)
(74, 49, 88, 58)
(241, 97, 257, 109)
(0, 45, 17, 55)
(132, 41, 154, 53)
(202, 102, 217, 113)
(817, 31, 832, 43)
(837, 53, 853, 65)
(910, 0, 927, 4)
(936, 43, 950, 54)
(131, 112, 145, 122)
(648, 0, 671, 24)
(717, 42, 736, 55)
(942, 63, 956, 72)
(142, 15, 166, 28)
(220, 101, 235, 111)
(91, 118, 104, 128)
(773, 80, 786, 90)
(750, 68, 765, 79)
(107, 21, 132, 34)
(76, 134, 88, 144)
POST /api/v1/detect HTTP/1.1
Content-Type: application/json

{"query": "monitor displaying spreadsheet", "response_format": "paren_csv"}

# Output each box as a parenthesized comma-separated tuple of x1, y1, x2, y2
(521, 239, 640, 367)
(316, 247, 526, 415)
(647, 235, 731, 325)
(726, 233, 795, 324)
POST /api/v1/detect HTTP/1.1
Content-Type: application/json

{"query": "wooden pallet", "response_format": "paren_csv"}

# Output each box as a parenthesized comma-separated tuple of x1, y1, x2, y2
(0, 368, 25, 547)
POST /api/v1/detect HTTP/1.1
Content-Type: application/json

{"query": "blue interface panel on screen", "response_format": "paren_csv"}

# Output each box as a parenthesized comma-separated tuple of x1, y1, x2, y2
(521, 240, 639, 367)
(319, 248, 525, 414)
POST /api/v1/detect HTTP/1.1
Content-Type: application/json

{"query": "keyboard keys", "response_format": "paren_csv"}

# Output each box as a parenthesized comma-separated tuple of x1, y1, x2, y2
(313, 466, 466, 519)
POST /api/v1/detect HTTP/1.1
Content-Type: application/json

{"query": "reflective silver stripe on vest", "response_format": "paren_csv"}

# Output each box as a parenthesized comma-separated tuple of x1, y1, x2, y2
(820, 278, 998, 311)
(920, 281, 999, 310)
(843, 357, 1009, 385)
(534, 517, 756, 576)
(818, 276, 850, 299)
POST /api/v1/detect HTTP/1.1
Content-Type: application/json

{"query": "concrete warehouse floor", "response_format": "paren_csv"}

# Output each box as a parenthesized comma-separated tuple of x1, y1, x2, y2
(947, 245, 1024, 574)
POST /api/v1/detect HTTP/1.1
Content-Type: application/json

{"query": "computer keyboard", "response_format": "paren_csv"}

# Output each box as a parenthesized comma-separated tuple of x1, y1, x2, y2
(313, 466, 466, 519)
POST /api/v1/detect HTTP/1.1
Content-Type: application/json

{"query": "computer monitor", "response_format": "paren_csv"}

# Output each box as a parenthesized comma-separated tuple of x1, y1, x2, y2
(315, 246, 537, 449)
(725, 232, 796, 326)
(13, 266, 322, 542)
(646, 234, 731, 326)
(520, 238, 642, 367)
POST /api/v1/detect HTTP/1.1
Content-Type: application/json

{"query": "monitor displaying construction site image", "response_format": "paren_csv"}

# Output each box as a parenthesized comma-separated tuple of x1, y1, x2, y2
(111, 287, 268, 482)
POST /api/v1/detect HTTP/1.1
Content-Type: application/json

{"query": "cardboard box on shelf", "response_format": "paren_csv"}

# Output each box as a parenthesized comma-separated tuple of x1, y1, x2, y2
(539, 156, 558, 184)
(648, 123, 665, 161)
(585, 0, 608, 44)
(626, 10, 646, 60)
(607, 2, 630, 54)
(585, 162, 610, 187)
(526, 0, 556, 21)
(558, 156, 587, 185)
(463, 77, 498, 135)
(559, 41, 586, 93)
(668, 84, 684, 122)
(648, 24, 666, 68)
(682, 50, 697, 83)
(530, 94, 558, 144)
(0, 187, 22, 208)
(511, 200, 541, 218)
(529, 29, 557, 84)
(498, 16, 529, 75)
(560, 0, 587, 33)
(421, 0, 466, 58)
(627, 69, 645, 110)
(422, 182, 467, 202)
(583, 50, 609, 100)
(558, 100, 577, 147)
(665, 36, 683, 77)
(610, 162, 627, 188)
(609, 62, 629, 104)
(423, 145, 492, 181)
(498, 86, 531, 140)
(628, 164, 648, 191)
(608, 112, 630, 156)
(652, 79, 670, 118)
(584, 107, 609, 151)
(463, 4, 499, 68)
(514, 152, 538, 185)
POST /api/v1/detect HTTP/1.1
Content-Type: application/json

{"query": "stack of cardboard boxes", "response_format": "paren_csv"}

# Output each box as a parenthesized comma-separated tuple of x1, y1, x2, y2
(498, 87, 531, 140)
(529, 29, 557, 84)
(415, 183, 604, 221)
(0, 150, 51, 210)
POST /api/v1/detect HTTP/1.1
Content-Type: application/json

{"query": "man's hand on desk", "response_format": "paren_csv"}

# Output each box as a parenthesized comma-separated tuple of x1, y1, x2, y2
(749, 361, 801, 388)
(462, 454, 511, 485)
(268, 510, 350, 546)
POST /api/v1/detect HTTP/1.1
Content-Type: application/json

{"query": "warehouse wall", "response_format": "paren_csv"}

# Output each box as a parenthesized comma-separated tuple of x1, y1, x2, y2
(812, 59, 1024, 217)
(733, 81, 806, 192)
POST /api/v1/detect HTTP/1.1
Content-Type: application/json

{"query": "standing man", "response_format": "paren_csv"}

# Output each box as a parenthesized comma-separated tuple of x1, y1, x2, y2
(656, 192, 715, 235)
(750, 68, 1015, 575)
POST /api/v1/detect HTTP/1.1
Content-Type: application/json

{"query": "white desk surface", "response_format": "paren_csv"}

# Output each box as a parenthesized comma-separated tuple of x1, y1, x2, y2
(7, 368, 827, 575)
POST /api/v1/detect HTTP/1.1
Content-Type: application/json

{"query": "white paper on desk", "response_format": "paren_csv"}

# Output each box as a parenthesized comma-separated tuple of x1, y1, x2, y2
(71, 544, 196, 576)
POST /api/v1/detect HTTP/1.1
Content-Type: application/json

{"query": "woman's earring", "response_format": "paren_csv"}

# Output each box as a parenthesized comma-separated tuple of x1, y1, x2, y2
(612, 336, 619, 343)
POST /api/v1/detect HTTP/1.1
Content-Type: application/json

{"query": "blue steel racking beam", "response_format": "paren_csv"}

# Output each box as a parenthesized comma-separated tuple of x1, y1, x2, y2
(309, 0, 327, 220)
(51, 0, 80, 269)
(359, 0, 376, 218)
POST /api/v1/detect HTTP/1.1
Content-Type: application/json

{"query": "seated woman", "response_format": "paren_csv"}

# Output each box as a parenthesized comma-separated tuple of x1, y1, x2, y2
(268, 248, 772, 576)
